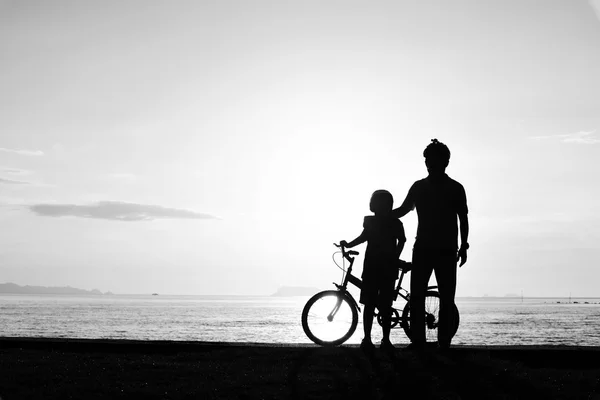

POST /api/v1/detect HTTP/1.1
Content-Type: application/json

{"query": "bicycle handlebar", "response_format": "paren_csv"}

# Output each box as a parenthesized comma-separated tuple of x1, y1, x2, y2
(333, 243, 359, 259)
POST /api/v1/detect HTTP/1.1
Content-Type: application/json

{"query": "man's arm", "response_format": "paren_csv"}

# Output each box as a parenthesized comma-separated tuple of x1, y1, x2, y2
(459, 212, 469, 248)
(396, 240, 405, 259)
(395, 221, 407, 259)
(391, 187, 415, 219)
(457, 212, 469, 267)
(456, 183, 469, 267)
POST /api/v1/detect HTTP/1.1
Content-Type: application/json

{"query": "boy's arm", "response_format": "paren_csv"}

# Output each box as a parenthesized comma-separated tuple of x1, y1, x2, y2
(340, 229, 367, 249)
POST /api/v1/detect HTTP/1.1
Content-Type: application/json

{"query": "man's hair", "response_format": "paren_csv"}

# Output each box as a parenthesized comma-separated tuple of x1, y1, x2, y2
(370, 190, 393, 215)
(423, 138, 451, 163)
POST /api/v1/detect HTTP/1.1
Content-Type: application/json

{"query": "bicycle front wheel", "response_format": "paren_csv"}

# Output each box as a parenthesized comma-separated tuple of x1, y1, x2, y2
(302, 290, 359, 346)
(401, 291, 460, 343)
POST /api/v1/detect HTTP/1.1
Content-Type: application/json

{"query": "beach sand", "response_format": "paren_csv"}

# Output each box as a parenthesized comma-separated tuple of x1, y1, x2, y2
(1, 338, 599, 399)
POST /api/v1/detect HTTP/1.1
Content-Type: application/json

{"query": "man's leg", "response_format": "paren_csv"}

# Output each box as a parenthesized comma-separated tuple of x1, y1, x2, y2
(410, 249, 434, 347)
(363, 304, 375, 342)
(433, 250, 458, 348)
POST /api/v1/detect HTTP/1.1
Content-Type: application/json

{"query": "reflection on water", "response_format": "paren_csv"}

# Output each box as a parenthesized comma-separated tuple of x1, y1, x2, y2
(1, 294, 599, 346)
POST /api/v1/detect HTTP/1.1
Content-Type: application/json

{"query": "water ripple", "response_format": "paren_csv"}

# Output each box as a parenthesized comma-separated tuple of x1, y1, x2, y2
(1, 295, 599, 345)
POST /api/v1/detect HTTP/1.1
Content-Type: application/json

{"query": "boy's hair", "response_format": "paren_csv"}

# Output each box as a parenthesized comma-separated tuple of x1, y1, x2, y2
(423, 138, 451, 164)
(370, 190, 393, 215)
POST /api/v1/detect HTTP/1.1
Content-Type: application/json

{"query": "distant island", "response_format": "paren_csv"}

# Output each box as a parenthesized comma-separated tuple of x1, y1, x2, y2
(0, 282, 113, 295)
(271, 286, 321, 297)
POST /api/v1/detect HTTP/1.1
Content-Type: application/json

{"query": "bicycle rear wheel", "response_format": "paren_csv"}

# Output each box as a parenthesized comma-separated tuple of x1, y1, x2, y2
(401, 291, 460, 343)
(302, 290, 359, 346)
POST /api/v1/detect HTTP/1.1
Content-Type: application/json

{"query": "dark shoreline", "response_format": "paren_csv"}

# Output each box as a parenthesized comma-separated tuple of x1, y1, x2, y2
(2, 337, 599, 364)
(2, 337, 599, 399)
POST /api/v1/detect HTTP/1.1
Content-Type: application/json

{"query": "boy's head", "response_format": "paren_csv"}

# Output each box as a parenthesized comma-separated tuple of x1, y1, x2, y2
(423, 138, 451, 174)
(370, 190, 393, 215)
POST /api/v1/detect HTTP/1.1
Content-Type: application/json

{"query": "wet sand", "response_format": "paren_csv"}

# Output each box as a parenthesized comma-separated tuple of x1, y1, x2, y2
(1, 337, 599, 399)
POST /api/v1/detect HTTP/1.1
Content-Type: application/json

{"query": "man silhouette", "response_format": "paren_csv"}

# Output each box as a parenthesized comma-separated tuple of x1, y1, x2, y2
(392, 139, 469, 350)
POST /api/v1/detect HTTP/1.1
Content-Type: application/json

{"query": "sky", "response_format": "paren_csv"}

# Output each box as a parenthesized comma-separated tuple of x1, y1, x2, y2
(1, 0, 600, 296)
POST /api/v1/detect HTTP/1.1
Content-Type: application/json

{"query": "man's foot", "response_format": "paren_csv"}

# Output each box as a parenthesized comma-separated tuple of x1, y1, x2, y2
(380, 339, 396, 356)
(360, 339, 375, 357)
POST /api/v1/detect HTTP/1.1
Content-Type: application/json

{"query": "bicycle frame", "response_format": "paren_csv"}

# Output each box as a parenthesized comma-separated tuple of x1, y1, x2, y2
(394, 267, 439, 301)
(333, 249, 362, 314)
(335, 244, 439, 316)
(301, 244, 458, 346)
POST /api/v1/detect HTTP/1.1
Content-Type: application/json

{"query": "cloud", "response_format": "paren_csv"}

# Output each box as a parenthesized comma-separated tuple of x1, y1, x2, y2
(29, 201, 220, 221)
(0, 170, 51, 187)
(529, 130, 600, 144)
(0, 147, 44, 156)
(0, 167, 32, 175)
(0, 177, 30, 185)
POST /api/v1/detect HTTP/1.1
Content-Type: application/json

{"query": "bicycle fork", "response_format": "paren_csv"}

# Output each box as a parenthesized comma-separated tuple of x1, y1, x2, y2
(327, 297, 343, 322)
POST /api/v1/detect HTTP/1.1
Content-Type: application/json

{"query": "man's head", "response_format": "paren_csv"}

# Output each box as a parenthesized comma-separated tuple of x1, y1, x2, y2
(370, 189, 393, 215)
(423, 138, 450, 175)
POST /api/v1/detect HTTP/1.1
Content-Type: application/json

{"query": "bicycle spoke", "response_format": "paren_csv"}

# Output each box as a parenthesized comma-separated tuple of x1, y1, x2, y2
(402, 291, 457, 344)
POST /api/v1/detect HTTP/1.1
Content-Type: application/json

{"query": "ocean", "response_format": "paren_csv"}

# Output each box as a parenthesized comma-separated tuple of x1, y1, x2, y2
(1, 293, 599, 346)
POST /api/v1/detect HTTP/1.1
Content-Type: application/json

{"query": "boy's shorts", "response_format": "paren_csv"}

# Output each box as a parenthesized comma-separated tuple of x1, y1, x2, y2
(359, 277, 395, 310)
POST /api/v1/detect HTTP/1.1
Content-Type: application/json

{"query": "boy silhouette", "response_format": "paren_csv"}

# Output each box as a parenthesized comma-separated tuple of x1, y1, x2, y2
(392, 139, 469, 350)
(341, 189, 406, 355)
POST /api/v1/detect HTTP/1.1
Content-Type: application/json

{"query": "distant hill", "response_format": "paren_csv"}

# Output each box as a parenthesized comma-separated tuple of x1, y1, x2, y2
(0, 282, 113, 295)
(271, 286, 321, 297)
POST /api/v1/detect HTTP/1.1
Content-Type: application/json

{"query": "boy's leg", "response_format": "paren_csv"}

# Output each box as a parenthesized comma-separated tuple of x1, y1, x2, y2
(379, 279, 395, 343)
(410, 248, 434, 347)
(379, 304, 396, 356)
(433, 250, 458, 348)
(361, 302, 376, 356)
(381, 308, 391, 342)
(359, 280, 377, 344)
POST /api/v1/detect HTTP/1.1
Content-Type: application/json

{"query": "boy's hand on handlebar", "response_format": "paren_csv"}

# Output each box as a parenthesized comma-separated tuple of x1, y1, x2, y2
(336, 241, 358, 256)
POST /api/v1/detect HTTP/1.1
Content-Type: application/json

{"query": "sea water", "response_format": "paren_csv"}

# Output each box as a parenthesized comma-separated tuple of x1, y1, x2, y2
(1, 294, 599, 346)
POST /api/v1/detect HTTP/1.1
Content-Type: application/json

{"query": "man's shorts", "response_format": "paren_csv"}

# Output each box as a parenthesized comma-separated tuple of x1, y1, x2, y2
(359, 276, 395, 310)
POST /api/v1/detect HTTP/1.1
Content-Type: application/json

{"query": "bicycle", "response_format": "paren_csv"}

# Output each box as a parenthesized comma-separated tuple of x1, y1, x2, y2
(301, 243, 459, 346)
